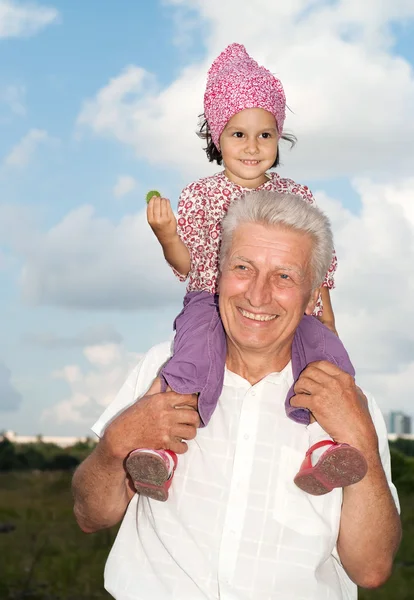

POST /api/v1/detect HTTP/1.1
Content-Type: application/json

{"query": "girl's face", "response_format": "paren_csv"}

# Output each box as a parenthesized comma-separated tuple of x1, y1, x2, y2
(219, 108, 279, 189)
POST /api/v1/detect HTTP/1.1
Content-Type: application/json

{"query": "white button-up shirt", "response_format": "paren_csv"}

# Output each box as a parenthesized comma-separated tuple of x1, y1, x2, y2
(92, 342, 399, 600)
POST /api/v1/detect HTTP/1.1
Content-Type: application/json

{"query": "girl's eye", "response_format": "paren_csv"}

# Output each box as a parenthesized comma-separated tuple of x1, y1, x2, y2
(232, 132, 244, 138)
(260, 132, 271, 139)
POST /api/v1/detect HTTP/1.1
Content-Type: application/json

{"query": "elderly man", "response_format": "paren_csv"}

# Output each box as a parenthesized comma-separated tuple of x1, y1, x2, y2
(72, 191, 400, 600)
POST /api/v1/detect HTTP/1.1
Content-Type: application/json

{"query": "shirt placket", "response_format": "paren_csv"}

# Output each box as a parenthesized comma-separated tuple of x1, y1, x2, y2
(217, 384, 260, 597)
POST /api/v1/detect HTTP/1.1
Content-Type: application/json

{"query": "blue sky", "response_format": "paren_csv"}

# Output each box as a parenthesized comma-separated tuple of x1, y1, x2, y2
(1, 0, 414, 436)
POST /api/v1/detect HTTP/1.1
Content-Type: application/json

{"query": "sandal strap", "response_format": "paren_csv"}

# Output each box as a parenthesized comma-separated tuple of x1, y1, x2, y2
(305, 440, 337, 457)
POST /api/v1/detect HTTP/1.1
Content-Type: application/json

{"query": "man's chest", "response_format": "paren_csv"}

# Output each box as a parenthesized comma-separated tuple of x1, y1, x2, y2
(127, 381, 345, 599)
(150, 382, 342, 546)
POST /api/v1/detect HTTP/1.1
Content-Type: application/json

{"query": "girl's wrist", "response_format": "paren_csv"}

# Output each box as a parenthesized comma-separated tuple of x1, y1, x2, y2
(158, 231, 180, 247)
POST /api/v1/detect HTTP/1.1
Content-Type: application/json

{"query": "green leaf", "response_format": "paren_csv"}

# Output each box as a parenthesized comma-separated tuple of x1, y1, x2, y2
(146, 190, 161, 203)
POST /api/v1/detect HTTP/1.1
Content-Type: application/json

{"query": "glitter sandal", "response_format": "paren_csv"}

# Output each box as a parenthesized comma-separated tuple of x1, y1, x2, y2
(126, 448, 178, 502)
(294, 440, 368, 496)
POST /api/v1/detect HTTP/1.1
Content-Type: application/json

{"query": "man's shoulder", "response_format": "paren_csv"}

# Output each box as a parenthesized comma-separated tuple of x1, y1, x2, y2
(91, 341, 173, 437)
(141, 340, 173, 365)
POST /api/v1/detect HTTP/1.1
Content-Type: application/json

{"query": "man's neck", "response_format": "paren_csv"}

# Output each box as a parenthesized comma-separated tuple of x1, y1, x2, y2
(225, 342, 292, 386)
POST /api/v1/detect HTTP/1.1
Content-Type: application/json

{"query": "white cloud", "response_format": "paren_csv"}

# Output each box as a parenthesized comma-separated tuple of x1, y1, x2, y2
(3, 128, 51, 168)
(24, 324, 123, 348)
(167, 2, 204, 51)
(0, 362, 22, 412)
(0, 0, 59, 38)
(113, 175, 137, 199)
(42, 343, 140, 425)
(0, 84, 26, 116)
(18, 204, 183, 310)
(0, 202, 38, 249)
(76, 0, 414, 182)
(359, 361, 414, 420)
(77, 63, 208, 181)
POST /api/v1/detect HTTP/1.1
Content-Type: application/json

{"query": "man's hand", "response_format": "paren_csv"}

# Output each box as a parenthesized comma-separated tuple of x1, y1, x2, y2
(147, 195, 178, 244)
(72, 385, 199, 533)
(291, 361, 377, 454)
(102, 388, 200, 461)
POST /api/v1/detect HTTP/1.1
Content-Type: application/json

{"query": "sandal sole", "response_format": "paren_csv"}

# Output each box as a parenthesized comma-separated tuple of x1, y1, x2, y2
(126, 452, 171, 487)
(294, 445, 368, 495)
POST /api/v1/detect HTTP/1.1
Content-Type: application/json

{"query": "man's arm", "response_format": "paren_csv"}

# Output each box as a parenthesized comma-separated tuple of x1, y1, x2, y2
(72, 383, 199, 533)
(291, 363, 401, 588)
(72, 438, 135, 533)
(337, 443, 401, 588)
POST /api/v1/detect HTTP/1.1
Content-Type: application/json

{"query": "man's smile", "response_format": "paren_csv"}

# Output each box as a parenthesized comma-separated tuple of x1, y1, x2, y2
(238, 307, 278, 322)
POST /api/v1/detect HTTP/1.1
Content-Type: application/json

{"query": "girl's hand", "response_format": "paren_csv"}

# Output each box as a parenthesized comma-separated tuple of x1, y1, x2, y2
(318, 287, 338, 335)
(147, 196, 178, 243)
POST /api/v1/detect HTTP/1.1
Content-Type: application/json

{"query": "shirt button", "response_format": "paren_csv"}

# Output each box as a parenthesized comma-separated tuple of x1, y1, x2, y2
(251, 389, 256, 396)
(244, 434, 249, 440)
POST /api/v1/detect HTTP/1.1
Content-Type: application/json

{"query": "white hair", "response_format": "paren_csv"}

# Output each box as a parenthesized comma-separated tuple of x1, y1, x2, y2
(219, 190, 334, 288)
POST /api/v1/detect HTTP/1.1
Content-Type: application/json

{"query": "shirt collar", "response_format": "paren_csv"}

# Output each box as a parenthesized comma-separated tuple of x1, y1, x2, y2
(224, 360, 293, 388)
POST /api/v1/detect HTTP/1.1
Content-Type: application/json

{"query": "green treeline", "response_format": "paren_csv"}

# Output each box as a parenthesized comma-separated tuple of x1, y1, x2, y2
(0, 437, 96, 472)
(387, 440, 414, 492)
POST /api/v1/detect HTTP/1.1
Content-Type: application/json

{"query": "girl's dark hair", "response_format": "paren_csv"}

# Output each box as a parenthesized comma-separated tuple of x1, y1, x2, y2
(196, 113, 297, 168)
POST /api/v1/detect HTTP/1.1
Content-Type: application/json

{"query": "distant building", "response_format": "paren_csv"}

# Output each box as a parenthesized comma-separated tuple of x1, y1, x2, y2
(1, 430, 90, 449)
(387, 411, 412, 435)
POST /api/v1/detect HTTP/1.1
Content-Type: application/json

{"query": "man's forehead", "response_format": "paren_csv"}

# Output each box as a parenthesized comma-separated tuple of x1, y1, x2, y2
(227, 223, 313, 273)
(230, 223, 312, 253)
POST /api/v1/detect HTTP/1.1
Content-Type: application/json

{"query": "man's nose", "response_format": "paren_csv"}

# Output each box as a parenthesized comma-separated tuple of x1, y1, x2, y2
(245, 274, 272, 307)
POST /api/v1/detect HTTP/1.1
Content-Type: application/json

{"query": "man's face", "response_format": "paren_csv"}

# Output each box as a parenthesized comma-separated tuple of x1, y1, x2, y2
(218, 223, 319, 357)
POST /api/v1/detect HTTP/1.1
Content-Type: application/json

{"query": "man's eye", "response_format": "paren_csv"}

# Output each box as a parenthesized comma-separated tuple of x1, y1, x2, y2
(235, 264, 248, 271)
(279, 274, 290, 280)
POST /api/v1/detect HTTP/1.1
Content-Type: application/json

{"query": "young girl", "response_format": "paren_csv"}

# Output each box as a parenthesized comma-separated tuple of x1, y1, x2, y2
(126, 43, 367, 501)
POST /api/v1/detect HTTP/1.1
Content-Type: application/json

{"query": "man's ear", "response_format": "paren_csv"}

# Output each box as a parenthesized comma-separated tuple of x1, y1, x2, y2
(305, 288, 320, 315)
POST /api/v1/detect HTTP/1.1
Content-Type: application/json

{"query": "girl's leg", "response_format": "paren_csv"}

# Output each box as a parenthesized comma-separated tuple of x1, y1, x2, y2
(160, 291, 226, 426)
(126, 292, 226, 501)
(287, 315, 367, 495)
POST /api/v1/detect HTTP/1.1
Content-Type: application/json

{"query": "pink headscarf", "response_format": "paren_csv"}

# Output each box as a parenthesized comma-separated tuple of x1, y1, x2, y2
(204, 43, 286, 150)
